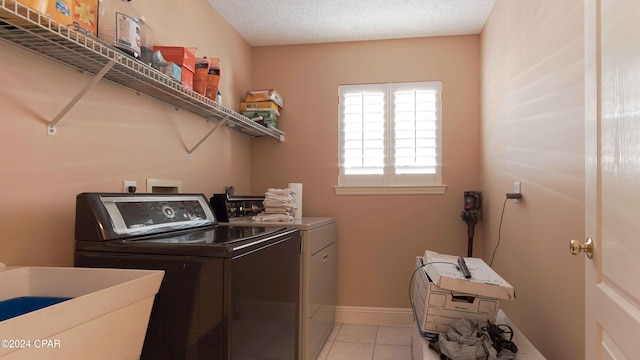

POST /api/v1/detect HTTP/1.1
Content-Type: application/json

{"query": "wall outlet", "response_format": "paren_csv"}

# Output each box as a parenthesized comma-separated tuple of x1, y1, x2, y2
(514, 181, 521, 203)
(123, 180, 137, 193)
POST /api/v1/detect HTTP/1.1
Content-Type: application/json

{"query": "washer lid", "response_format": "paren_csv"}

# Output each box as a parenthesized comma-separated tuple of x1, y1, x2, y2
(75, 226, 298, 257)
(126, 226, 283, 245)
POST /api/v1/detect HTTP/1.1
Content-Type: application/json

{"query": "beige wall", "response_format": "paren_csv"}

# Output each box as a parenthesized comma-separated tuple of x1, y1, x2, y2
(250, 36, 482, 308)
(481, 1, 585, 359)
(0, 0, 252, 266)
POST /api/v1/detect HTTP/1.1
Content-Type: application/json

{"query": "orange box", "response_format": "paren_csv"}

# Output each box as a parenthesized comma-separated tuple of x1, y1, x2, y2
(46, 0, 71, 27)
(153, 46, 196, 73)
(244, 89, 284, 108)
(181, 67, 193, 90)
(69, 0, 98, 35)
(193, 57, 220, 100)
(193, 58, 210, 96)
(20, 0, 47, 14)
(32, 0, 99, 35)
(240, 101, 279, 112)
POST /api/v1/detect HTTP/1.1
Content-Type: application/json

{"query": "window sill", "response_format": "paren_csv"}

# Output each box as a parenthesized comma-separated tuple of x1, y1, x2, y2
(333, 185, 447, 195)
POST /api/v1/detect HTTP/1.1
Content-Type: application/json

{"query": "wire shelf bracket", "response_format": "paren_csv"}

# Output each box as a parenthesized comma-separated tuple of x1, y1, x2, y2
(186, 116, 230, 159)
(47, 60, 115, 135)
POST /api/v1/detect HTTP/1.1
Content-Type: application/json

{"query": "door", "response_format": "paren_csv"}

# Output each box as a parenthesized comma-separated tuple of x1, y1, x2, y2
(582, 0, 640, 358)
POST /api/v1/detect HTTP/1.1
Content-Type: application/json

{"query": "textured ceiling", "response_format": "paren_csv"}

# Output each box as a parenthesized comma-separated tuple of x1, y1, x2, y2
(207, 0, 496, 46)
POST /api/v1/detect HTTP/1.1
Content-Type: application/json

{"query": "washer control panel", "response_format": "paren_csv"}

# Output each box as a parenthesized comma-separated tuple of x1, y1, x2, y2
(100, 194, 216, 235)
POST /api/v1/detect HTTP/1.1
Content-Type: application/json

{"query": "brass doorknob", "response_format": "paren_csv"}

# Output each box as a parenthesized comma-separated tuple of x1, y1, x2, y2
(570, 238, 594, 258)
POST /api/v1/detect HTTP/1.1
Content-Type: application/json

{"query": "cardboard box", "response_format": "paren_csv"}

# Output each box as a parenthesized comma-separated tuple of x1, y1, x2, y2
(20, 0, 99, 35)
(240, 107, 279, 117)
(244, 89, 284, 108)
(193, 58, 209, 96)
(20, 0, 47, 14)
(242, 111, 277, 129)
(181, 67, 193, 89)
(423, 251, 516, 300)
(412, 257, 499, 337)
(158, 62, 181, 82)
(241, 111, 278, 121)
(257, 117, 277, 129)
(193, 57, 220, 100)
(240, 101, 279, 112)
(68, 0, 98, 35)
(153, 46, 196, 73)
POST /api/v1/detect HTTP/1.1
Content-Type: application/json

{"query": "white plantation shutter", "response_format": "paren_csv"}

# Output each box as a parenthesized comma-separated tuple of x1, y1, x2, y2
(339, 82, 442, 187)
(391, 82, 441, 177)
(340, 84, 386, 176)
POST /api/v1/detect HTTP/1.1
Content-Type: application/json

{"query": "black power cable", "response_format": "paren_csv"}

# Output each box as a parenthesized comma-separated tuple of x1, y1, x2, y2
(489, 198, 509, 267)
(482, 322, 519, 354)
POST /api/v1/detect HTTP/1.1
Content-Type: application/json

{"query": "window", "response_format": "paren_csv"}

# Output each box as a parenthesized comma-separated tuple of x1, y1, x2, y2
(338, 81, 443, 192)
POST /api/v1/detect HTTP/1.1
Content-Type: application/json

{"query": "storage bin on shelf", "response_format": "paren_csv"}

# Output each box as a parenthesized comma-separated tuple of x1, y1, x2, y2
(240, 89, 284, 129)
(153, 46, 196, 89)
(98, 0, 140, 58)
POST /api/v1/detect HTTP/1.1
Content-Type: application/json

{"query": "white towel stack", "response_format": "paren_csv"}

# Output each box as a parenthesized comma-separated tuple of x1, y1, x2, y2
(252, 188, 297, 222)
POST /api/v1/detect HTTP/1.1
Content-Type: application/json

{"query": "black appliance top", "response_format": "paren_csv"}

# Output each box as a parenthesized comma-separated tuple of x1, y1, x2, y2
(74, 193, 295, 257)
(126, 226, 278, 245)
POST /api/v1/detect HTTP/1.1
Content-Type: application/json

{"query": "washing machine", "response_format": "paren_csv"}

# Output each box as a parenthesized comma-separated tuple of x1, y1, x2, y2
(74, 192, 301, 360)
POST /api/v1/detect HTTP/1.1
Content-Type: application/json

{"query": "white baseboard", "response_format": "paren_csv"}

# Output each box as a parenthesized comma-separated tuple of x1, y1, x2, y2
(334, 306, 414, 327)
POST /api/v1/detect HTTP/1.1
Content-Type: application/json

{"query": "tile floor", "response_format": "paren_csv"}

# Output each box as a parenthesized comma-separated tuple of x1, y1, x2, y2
(316, 323, 414, 360)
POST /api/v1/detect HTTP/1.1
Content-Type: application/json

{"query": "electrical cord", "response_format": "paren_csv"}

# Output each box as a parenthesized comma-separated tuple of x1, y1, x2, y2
(482, 322, 519, 354)
(489, 197, 509, 267)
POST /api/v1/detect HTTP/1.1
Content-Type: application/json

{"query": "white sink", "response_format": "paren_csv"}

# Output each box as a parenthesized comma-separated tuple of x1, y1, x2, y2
(0, 266, 164, 359)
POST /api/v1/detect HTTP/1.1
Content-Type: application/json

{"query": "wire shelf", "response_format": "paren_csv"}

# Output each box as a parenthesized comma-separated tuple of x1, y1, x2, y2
(0, 0, 285, 141)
